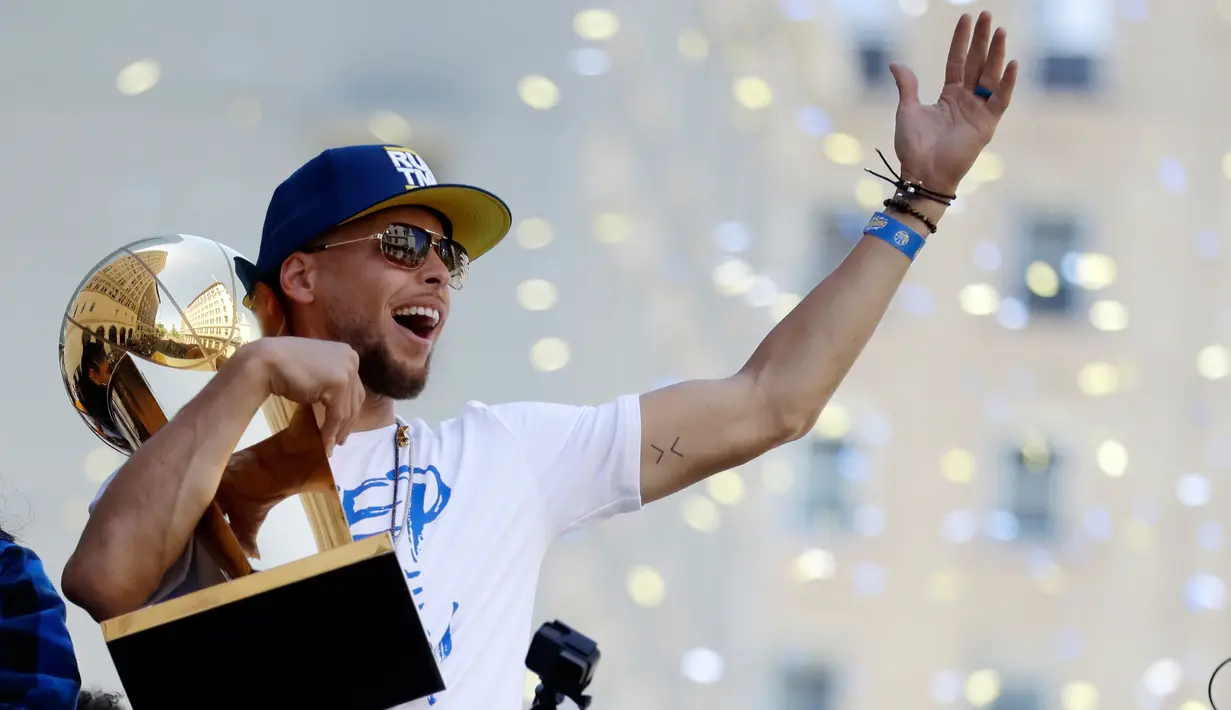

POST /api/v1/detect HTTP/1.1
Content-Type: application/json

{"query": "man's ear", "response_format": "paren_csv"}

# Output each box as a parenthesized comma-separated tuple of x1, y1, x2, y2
(279, 254, 317, 306)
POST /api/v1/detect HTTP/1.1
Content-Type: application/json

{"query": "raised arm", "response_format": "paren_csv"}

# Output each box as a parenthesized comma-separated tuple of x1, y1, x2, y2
(639, 11, 1018, 503)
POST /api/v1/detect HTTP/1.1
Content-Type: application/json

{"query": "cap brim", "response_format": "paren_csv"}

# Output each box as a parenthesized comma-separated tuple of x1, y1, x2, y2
(342, 184, 512, 261)
(234, 256, 261, 297)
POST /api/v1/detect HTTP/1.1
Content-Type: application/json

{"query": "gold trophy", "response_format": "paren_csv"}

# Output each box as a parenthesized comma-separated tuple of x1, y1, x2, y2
(59, 235, 444, 709)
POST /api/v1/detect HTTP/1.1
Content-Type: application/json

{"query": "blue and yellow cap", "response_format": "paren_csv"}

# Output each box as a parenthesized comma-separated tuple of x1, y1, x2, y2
(235, 144, 512, 296)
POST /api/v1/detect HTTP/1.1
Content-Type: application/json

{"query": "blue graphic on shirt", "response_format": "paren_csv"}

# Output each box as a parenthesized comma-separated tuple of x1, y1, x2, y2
(408, 466, 451, 561)
(433, 602, 459, 663)
(406, 569, 425, 609)
(341, 464, 451, 562)
(425, 602, 461, 706)
(340, 463, 459, 704)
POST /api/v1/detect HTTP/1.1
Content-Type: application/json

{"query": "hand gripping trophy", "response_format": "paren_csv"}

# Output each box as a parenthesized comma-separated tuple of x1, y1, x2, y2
(58, 234, 441, 709)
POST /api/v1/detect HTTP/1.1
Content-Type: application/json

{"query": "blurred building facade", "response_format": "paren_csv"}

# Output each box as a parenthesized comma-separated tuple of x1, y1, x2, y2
(2, 1, 1230, 709)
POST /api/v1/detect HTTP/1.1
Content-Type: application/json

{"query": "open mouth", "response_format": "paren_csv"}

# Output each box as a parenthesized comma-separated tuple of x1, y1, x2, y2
(392, 305, 441, 341)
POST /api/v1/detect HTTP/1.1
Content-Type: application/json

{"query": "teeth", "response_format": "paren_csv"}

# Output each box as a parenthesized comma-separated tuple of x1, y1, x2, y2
(392, 305, 440, 326)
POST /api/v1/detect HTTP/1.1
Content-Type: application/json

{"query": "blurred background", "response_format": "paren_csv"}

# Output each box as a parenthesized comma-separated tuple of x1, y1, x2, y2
(1, 0, 1228, 708)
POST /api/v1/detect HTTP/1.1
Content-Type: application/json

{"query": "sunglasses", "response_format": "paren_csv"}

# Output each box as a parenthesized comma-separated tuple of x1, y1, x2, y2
(302, 222, 470, 289)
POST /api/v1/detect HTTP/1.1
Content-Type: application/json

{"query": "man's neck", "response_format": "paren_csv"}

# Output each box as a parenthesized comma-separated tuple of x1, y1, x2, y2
(352, 392, 398, 432)
(284, 323, 398, 433)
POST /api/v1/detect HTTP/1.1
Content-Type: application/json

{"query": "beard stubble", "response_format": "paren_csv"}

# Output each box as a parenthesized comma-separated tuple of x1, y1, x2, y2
(328, 307, 430, 400)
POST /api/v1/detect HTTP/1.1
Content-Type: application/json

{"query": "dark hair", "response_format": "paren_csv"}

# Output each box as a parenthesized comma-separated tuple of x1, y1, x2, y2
(77, 689, 127, 709)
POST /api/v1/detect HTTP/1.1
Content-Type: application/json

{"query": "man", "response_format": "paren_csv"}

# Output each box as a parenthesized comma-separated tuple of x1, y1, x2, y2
(62, 12, 1017, 709)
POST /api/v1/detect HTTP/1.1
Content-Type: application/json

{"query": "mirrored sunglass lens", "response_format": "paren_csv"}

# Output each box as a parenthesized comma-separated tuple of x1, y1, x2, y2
(383, 224, 430, 266)
(438, 240, 463, 270)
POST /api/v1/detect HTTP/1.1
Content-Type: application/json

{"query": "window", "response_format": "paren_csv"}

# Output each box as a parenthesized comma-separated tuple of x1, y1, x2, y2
(1040, 55, 1097, 91)
(814, 207, 865, 280)
(1007, 439, 1058, 541)
(1037, 0, 1112, 93)
(856, 39, 892, 91)
(1021, 213, 1080, 317)
(780, 664, 835, 710)
(800, 439, 854, 534)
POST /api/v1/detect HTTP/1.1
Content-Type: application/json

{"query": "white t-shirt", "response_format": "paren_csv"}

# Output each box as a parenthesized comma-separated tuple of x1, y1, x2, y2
(89, 396, 644, 709)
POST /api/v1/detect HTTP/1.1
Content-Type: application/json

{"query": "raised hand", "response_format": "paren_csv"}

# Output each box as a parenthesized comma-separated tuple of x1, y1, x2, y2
(887, 11, 1018, 196)
(249, 336, 367, 454)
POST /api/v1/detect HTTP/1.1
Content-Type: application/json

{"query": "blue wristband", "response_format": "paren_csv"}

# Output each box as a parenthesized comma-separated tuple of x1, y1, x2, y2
(863, 211, 926, 262)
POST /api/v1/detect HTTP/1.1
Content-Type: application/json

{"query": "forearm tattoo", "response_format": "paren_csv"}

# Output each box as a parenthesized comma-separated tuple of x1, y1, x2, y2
(650, 436, 684, 464)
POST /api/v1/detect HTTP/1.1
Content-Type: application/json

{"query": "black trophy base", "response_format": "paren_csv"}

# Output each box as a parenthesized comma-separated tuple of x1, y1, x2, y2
(102, 534, 444, 709)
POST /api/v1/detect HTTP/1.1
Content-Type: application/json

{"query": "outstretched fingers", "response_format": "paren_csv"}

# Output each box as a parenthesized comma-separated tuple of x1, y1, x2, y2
(889, 62, 921, 108)
(985, 59, 1020, 117)
(944, 13, 974, 86)
(962, 11, 995, 90)
(979, 26, 1008, 91)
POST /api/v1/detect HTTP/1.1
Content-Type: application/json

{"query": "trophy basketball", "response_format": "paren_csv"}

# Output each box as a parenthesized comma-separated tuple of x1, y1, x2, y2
(59, 234, 444, 708)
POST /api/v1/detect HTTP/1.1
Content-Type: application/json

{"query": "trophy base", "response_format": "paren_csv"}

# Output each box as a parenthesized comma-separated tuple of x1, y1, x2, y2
(102, 534, 444, 709)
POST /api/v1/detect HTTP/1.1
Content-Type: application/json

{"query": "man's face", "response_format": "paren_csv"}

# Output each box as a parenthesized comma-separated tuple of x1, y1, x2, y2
(290, 206, 452, 400)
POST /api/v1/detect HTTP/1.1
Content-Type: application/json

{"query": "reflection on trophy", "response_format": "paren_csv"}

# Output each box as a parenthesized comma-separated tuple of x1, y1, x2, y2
(59, 235, 439, 709)
(60, 236, 259, 576)
(60, 237, 251, 460)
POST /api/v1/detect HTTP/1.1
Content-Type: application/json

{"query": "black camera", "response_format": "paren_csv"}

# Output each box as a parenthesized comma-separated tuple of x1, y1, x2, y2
(525, 620, 601, 709)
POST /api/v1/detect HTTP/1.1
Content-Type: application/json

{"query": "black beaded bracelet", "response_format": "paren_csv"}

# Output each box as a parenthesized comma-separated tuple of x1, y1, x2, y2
(883, 197, 938, 234)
